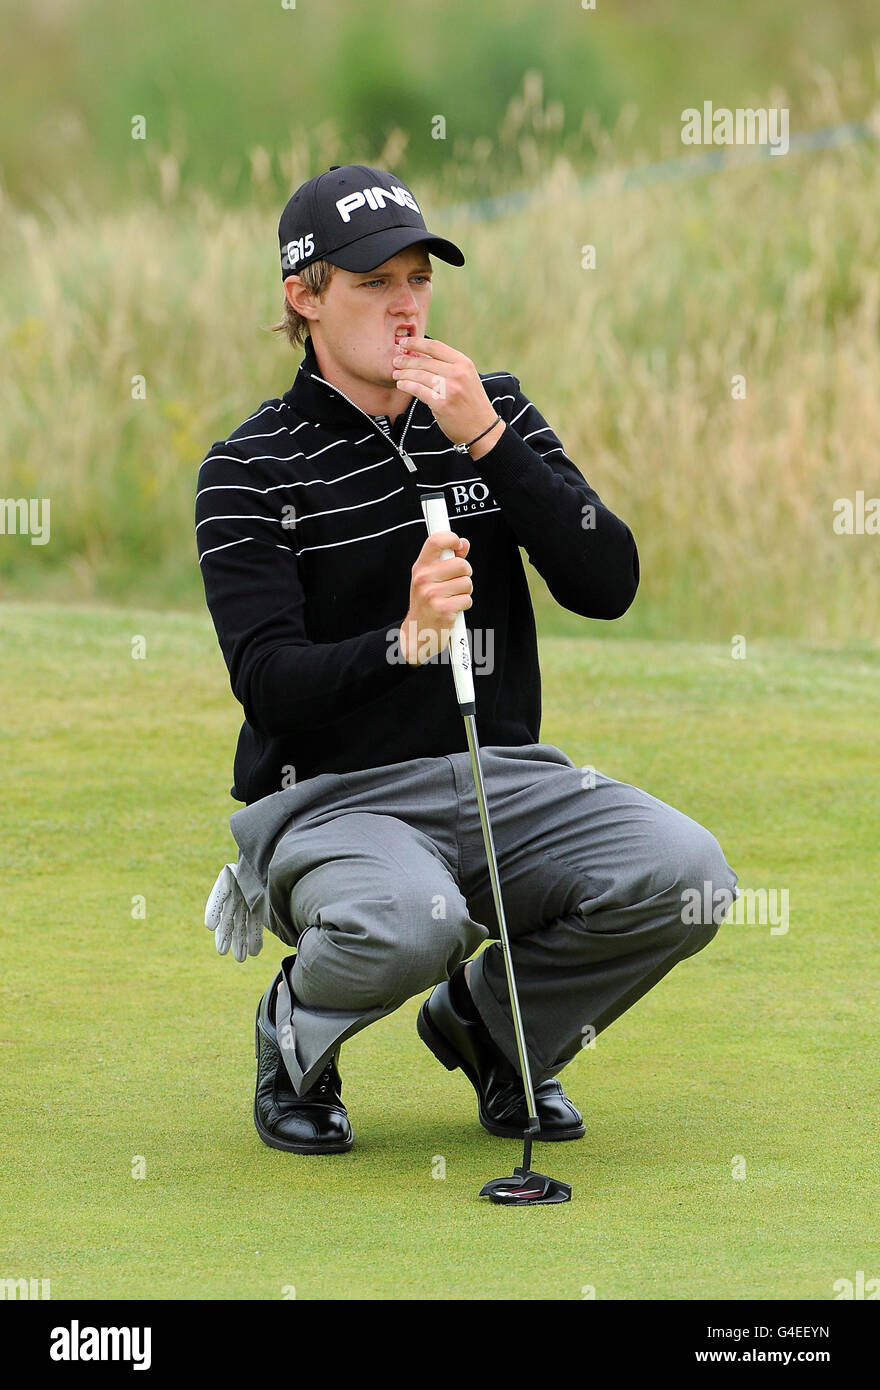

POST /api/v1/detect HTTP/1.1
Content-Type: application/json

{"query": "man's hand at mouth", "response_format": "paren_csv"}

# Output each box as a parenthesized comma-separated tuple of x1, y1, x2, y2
(391, 335, 505, 457)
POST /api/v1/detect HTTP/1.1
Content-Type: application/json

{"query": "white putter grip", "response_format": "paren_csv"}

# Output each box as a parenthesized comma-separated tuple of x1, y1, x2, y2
(420, 492, 476, 714)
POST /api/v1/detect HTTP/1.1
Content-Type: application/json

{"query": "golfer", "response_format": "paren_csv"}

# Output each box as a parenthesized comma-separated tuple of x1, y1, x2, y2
(196, 164, 738, 1155)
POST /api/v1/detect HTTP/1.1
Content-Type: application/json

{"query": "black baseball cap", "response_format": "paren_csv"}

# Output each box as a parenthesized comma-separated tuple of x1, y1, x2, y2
(278, 164, 465, 280)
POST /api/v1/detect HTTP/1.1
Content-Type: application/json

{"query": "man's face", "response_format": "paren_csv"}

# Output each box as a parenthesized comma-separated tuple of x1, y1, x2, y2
(289, 245, 433, 392)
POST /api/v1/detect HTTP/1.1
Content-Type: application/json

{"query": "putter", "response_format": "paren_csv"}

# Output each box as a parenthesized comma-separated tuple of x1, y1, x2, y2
(420, 491, 572, 1207)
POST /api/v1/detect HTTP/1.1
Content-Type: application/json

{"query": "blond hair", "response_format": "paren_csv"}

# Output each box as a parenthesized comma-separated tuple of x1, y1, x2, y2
(268, 259, 337, 348)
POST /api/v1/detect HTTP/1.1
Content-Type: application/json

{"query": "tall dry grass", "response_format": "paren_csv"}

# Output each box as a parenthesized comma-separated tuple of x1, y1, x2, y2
(1, 70, 878, 639)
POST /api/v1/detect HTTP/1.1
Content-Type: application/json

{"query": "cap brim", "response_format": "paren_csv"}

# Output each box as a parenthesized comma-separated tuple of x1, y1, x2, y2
(326, 227, 465, 272)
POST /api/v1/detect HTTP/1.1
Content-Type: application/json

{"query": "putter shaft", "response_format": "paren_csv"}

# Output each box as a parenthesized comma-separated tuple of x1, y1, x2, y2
(463, 712, 539, 1135)
(419, 490, 554, 1188)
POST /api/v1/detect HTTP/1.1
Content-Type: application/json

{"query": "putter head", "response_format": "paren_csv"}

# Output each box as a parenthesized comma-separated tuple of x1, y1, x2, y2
(480, 1166, 572, 1206)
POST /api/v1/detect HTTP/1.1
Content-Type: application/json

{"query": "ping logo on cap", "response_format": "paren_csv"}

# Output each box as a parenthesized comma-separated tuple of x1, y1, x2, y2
(335, 185, 420, 223)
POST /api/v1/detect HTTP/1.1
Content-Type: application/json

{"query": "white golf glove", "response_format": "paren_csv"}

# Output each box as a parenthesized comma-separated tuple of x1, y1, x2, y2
(204, 862, 264, 961)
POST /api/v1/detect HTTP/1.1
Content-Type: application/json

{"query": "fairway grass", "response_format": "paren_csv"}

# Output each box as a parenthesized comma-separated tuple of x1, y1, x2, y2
(2, 602, 877, 1300)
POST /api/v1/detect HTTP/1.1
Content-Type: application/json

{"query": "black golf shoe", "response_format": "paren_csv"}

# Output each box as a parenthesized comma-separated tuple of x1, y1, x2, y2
(417, 973, 585, 1140)
(254, 969, 353, 1154)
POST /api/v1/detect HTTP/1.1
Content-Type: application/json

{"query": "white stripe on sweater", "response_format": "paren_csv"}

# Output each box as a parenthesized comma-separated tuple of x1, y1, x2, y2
(195, 459, 389, 500)
(292, 507, 502, 556)
(196, 487, 406, 534)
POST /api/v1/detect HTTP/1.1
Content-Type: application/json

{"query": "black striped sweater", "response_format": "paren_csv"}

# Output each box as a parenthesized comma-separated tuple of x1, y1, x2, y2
(195, 333, 639, 804)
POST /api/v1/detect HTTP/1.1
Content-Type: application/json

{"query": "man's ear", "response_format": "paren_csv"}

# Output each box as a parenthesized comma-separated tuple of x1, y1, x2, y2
(284, 274, 318, 321)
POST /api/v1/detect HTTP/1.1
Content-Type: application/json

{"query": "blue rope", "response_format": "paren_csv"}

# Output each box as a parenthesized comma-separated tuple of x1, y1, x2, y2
(438, 120, 875, 223)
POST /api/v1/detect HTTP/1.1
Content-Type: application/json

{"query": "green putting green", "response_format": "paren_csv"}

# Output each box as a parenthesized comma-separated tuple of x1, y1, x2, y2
(2, 602, 877, 1299)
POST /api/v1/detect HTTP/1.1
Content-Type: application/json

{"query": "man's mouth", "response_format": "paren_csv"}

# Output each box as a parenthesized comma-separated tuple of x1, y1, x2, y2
(392, 323, 416, 349)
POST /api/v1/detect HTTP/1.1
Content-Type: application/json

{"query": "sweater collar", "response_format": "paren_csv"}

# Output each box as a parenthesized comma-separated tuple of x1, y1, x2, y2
(283, 332, 427, 431)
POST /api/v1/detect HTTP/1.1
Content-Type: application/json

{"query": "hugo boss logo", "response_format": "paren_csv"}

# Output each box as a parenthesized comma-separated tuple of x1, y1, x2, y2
(335, 185, 420, 223)
(450, 481, 495, 514)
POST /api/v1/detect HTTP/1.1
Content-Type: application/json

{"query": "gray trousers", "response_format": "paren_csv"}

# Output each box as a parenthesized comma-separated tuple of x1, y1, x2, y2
(229, 743, 738, 1095)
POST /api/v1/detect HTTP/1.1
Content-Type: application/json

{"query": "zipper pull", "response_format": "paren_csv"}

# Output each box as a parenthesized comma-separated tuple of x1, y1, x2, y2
(400, 450, 417, 473)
